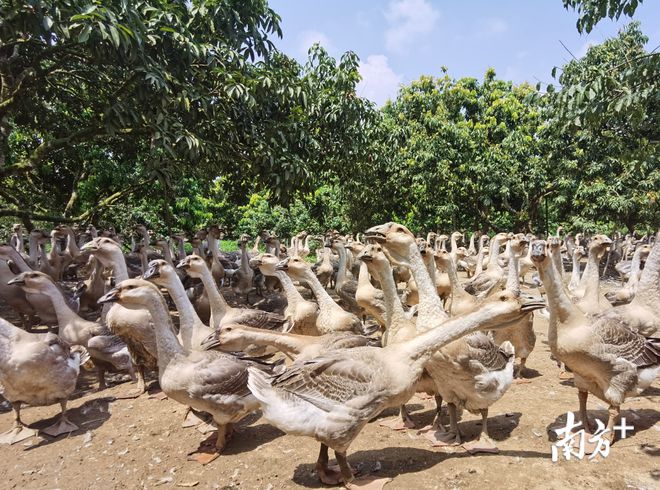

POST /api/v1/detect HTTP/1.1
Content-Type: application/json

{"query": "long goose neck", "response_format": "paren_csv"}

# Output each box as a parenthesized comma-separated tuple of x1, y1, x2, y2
(398, 306, 505, 367)
(334, 246, 348, 287)
(161, 246, 174, 266)
(104, 248, 128, 282)
(232, 327, 306, 356)
(66, 229, 80, 256)
(506, 247, 520, 295)
(444, 258, 467, 298)
(579, 247, 602, 298)
(299, 268, 337, 309)
(475, 242, 487, 275)
(28, 236, 39, 264)
(162, 272, 205, 349)
(625, 248, 643, 287)
(41, 281, 78, 326)
(570, 252, 582, 286)
(635, 233, 660, 304)
(357, 262, 372, 288)
(141, 294, 184, 370)
(198, 266, 229, 318)
(177, 240, 186, 261)
(372, 262, 408, 329)
(274, 270, 305, 305)
(240, 242, 249, 270)
(251, 236, 261, 254)
(405, 243, 448, 325)
(536, 257, 583, 327)
(208, 235, 220, 258)
(4, 247, 32, 272)
(488, 237, 502, 269)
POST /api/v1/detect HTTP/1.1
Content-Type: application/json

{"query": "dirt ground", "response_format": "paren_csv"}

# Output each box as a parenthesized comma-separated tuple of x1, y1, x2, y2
(1, 286, 658, 490)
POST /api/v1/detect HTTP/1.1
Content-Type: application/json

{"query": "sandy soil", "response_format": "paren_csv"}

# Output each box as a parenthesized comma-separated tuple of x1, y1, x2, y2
(1, 291, 658, 490)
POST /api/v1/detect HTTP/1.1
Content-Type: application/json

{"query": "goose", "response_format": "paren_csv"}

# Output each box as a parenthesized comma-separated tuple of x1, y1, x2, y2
(355, 259, 386, 326)
(433, 249, 477, 316)
(604, 231, 660, 337)
(275, 256, 363, 335)
(8, 271, 133, 389)
(573, 234, 613, 315)
(142, 259, 213, 351)
(232, 234, 254, 303)
(177, 254, 288, 331)
(315, 245, 335, 288)
(490, 236, 537, 380)
(331, 238, 361, 315)
(247, 290, 544, 485)
(98, 280, 282, 458)
(81, 237, 157, 396)
(251, 253, 318, 335)
(9, 223, 25, 255)
(464, 232, 511, 297)
(0, 317, 90, 443)
(530, 239, 659, 441)
(604, 243, 652, 306)
(367, 223, 517, 452)
(358, 243, 439, 431)
(567, 245, 586, 293)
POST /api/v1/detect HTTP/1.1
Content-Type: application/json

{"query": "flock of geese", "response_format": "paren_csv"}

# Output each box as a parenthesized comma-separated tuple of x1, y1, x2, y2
(0, 222, 658, 487)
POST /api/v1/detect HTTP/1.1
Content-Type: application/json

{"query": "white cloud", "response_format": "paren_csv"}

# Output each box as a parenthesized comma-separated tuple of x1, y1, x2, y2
(297, 30, 335, 56)
(357, 54, 402, 106)
(482, 17, 508, 35)
(384, 0, 440, 54)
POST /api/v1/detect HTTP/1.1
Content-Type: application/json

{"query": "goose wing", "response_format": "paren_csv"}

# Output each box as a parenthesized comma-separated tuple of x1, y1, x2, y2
(185, 351, 253, 400)
(594, 319, 660, 368)
(230, 308, 287, 331)
(266, 353, 376, 412)
(464, 333, 513, 372)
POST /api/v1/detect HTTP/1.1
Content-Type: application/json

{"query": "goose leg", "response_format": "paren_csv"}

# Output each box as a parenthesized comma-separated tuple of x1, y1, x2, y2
(0, 402, 37, 444)
(42, 400, 78, 437)
(604, 405, 620, 443)
(335, 451, 354, 484)
(578, 390, 595, 434)
(316, 443, 343, 485)
(214, 423, 233, 452)
(422, 401, 461, 446)
(463, 409, 499, 453)
(432, 395, 445, 430)
(96, 367, 107, 391)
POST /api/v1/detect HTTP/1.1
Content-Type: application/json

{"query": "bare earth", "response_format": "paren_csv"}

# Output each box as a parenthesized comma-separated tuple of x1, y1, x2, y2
(1, 291, 658, 490)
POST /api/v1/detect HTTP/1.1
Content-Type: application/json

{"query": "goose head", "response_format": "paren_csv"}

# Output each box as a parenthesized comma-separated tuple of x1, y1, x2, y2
(365, 222, 416, 264)
(530, 240, 549, 265)
(588, 234, 613, 258)
(80, 237, 123, 267)
(200, 324, 250, 352)
(479, 289, 546, 327)
(357, 243, 391, 274)
(98, 278, 161, 310)
(275, 256, 308, 277)
(7, 270, 56, 294)
(143, 259, 175, 285)
(251, 253, 279, 276)
(175, 254, 207, 278)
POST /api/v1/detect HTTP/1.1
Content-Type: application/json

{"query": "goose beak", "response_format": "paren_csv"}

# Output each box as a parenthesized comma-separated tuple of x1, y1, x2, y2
(521, 298, 546, 312)
(176, 259, 189, 270)
(275, 258, 290, 271)
(80, 241, 98, 252)
(364, 225, 386, 243)
(143, 264, 160, 280)
(98, 287, 120, 305)
(200, 331, 221, 351)
(530, 240, 547, 262)
(7, 274, 26, 286)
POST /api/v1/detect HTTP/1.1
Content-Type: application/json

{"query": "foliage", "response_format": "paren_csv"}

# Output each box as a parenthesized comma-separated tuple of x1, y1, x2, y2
(562, 0, 642, 33)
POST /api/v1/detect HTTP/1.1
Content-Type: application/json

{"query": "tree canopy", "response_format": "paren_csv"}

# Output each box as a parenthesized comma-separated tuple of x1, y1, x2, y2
(0, 0, 657, 239)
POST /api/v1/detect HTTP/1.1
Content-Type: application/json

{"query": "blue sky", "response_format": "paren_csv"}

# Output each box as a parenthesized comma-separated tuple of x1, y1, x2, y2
(269, 0, 660, 105)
